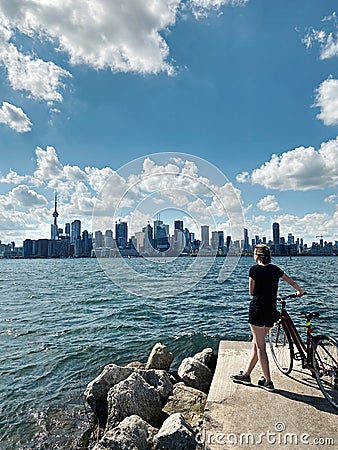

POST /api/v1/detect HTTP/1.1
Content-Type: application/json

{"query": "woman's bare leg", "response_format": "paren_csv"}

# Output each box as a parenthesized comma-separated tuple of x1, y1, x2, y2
(244, 339, 258, 375)
(249, 324, 272, 382)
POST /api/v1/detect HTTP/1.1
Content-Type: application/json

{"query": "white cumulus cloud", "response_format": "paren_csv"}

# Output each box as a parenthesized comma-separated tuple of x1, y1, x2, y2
(238, 137, 338, 191)
(10, 185, 48, 207)
(0, 101, 32, 133)
(0, 0, 180, 76)
(0, 0, 249, 85)
(314, 77, 338, 126)
(0, 22, 71, 103)
(257, 195, 280, 212)
(0, 169, 30, 184)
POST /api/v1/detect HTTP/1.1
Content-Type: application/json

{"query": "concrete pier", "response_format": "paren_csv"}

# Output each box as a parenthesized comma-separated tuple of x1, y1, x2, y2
(202, 340, 337, 450)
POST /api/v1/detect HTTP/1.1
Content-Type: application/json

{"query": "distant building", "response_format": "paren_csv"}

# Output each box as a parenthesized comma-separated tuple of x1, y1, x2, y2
(218, 231, 225, 253)
(173, 221, 185, 253)
(201, 225, 210, 248)
(272, 222, 280, 255)
(48, 238, 69, 258)
(174, 220, 183, 231)
(65, 222, 70, 238)
(23, 239, 34, 258)
(243, 228, 250, 251)
(105, 229, 114, 248)
(143, 224, 154, 254)
(115, 221, 128, 248)
(311, 241, 333, 256)
(226, 235, 231, 253)
(37, 239, 49, 258)
(153, 219, 169, 252)
(70, 220, 81, 244)
(94, 230, 103, 248)
(135, 231, 145, 254)
(211, 231, 219, 250)
(184, 228, 192, 253)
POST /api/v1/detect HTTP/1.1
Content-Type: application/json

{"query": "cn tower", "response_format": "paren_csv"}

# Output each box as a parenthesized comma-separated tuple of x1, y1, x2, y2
(53, 191, 59, 227)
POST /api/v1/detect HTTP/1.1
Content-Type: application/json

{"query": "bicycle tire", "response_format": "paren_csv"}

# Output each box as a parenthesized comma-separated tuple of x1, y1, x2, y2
(312, 335, 338, 410)
(269, 322, 294, 375)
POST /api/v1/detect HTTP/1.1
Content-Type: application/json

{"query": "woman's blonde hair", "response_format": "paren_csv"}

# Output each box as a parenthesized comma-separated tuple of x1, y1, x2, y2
(254, 243, 271, 264)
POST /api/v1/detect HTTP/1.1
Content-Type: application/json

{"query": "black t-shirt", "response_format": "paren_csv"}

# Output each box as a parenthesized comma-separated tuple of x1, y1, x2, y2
(249, 264, 284, 302)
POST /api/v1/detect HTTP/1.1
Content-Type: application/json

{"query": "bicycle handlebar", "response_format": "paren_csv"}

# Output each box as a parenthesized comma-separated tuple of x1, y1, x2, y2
(278, 292, 307, 301)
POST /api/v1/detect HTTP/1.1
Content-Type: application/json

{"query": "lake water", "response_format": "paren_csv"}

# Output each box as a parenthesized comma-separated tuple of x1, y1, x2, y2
(0, 256, 337, 449)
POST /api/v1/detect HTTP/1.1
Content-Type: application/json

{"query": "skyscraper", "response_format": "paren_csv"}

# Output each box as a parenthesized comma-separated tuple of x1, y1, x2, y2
(71, 220, 81, 244)
(174, 220, 183, 231)
(153, 219, 169, 252)
(94, 230, 103, 248)
(105, 229, 114, 248)
(218, 230, 224, 253)
(65, 223, 70, 238)
(143, 224, 154, 254)
(272, 222, 280, 255)
(226, 235, 231, 253)
(115, 221, 128, 248)
(201, 225, 209, 247)
(211, 231, 219, 249)
(243, 228, 250, 251)
(173, 220, 185, 252)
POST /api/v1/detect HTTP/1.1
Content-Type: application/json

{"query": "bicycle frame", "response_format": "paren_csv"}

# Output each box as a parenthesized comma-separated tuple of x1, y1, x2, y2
(271, 294, 338, 410)
(278, 299, 316, 372)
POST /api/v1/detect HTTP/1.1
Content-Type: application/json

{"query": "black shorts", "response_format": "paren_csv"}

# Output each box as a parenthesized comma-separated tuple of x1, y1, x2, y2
(248, 299, 280, 328)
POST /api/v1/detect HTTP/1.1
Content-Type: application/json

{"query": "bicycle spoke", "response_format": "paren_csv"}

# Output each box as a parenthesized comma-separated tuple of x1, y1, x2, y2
(269, 323, 293, 375)
(313, 336, 338, 410)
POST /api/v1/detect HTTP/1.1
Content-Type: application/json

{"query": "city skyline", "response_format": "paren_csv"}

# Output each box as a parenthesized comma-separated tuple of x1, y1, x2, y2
(0, 193, 337, 252)
(1, 196, 336, 258)
(1, 2, 338, 246)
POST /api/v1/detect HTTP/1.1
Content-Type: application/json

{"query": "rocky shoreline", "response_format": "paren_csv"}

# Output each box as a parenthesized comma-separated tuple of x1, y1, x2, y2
(83, 343, 217, 449)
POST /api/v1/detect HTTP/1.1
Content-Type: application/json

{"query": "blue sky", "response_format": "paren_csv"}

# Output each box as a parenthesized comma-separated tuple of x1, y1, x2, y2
(0, 0, 338, 246)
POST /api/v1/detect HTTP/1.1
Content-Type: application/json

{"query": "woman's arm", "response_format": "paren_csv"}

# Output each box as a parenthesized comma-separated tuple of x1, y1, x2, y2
(249, 277, 255, 296)
(282, 273, 305, 296)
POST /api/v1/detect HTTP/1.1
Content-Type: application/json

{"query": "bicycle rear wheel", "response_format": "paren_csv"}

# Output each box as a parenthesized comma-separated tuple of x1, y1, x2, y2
(312, 335, 338, 410)
(269, 322, 293, 374)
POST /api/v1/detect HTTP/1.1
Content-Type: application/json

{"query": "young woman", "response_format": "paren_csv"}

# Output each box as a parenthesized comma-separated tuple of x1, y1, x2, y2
(231, 244, 305, 391)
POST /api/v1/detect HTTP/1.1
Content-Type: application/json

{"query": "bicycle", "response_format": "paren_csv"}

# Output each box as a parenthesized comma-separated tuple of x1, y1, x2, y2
(269, 293, 338, 410)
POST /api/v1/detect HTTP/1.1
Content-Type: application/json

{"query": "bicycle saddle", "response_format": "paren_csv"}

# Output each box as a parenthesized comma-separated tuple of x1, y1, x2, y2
(301, 311, 320, 320)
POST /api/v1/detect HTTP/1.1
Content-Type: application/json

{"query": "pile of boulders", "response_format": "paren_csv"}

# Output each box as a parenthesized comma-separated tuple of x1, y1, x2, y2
(84, 343, 217, 450)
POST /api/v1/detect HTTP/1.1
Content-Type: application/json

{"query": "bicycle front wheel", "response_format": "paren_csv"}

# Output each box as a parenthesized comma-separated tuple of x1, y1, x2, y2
(312, 335, 338, 410)
(269, 322, 293, 375)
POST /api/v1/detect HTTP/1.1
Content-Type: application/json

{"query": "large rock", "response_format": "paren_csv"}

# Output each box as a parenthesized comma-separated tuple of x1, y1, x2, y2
(106, 372, 162, 430)
(145, 343, 174, 371)
(193, 348, 217, 373)
(84, 364, 135, 426)
(125, 361, 146, 369)
(162, 382, 207, 427)
(139, 369, 173, 401)
(154, 413, 196, 450)
(178, 357, 212, 393)
(92, 415, 157, 450)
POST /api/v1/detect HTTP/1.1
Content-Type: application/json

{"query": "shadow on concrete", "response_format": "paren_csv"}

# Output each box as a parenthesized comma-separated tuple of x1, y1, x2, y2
(275, 388, 337, 415)
(287, 368, 319, 388)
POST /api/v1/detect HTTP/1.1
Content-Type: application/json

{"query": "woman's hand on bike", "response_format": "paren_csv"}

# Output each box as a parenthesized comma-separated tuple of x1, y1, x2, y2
(296, 289, 306, 297)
